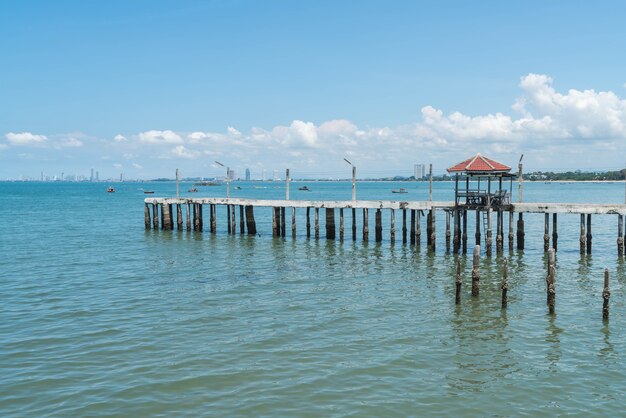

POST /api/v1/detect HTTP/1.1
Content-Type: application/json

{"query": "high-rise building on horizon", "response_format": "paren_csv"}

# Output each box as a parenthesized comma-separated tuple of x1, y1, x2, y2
(90, 168, 94, 182)
(414, 164, 425, 180)
(245, 168, 250, 181)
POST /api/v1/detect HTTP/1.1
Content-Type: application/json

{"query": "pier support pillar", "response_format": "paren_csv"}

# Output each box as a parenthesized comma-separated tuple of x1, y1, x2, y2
(231, 205, 236, 235)
(547, 248, 556, 314)
(240, 206, 245, 234)
(508, 210, 514, 251)
(486, 209, 492, 257)
(445, 210, 451, 252)
(544, 213, 550, 252)
(603, 268, 610, 321)
(315, 208, 320, 240)
(496, 209, 503, 255)
(339, 208, 344, 241)
(475, 209, 481, 246)
(402, 209, 407, 244)
(375, 209, 382, 242)
(280, 207, 286, 237)
(390, 209, 395, 243)
(426, 210, 432, 247)
(453, 209, 460, 254)
(210, 204, 216, 233)
(552, 213, 558, 252)
(462, 209, 468, 254)
(472, 245, 480, 297)
(430, 209, 436, 251)
(501, 257, 508, 310)
(326, 208, 336, 240)
(292, 207, 296, 239)
(192, 204, 198, 231)
(416, 210, 422, 247)
(227, 205, 232, 234)
(186, 202, 192, 231)
(198, 204, 203, 231)
(455, 259, 462, 305)
(410, 210, 416, 245)
(144, 204, 151, 229)
(177, 204, 183, 231)
(586, 214, 592, 254)
(306, 207, 311, 238)
(618, 215, 623, 256)
(352, 208, 356, 241)
(272, 207, 279, 237)
(517, 213, 525, 250)
(245, 206, 256, 235)
(580, 214, 586, 254)
(152, 203, 159, 229)
(362, 208, 369, 241)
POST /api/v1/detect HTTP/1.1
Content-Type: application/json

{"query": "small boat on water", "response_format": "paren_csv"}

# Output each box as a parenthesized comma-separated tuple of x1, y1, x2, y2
(143, 190, 155, 194)
(235, 186, 242, 190)
(188, 187, 198, 193)
(299, 186, 311, 191)
(107, 186, 115, 193)
(391, 188, 408, 194)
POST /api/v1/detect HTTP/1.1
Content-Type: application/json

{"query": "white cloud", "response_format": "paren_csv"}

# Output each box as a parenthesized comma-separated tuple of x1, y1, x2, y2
(171, 145, 199, 159)
(132, 163, 143, 169)
(58, 137, 83, 148)
(113, 163, 123, 169)
(114, 134, 127, 142)
(0, 144, 8, 150)
(138, 130, 183, 144)
(5, 132, 47, 145)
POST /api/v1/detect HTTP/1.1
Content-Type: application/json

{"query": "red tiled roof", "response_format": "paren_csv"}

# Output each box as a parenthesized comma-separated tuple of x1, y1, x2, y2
(447, 153, 511, 173)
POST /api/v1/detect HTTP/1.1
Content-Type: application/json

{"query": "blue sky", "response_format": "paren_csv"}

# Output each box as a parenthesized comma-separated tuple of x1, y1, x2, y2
(2, 0, 626, 180)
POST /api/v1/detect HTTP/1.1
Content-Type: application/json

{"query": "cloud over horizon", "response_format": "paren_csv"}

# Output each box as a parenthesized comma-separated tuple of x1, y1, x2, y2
(3, 74, 626, 178)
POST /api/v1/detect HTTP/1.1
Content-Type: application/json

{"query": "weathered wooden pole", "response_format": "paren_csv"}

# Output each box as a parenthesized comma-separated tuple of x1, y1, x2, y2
(144, 204, 151, 229)
(315, 208, 320, 239)
(306, 207, 311, 238)
(618, 215, 624, 256)
(375, 209, 382, 242)
(231, 205, 237, 235)
(390, 209, 395, 243)
(239, 205, 245, 234)
(280, 206, 286, 237)
(586, 214, 592, 254)
(547, 248, 556, 314)
(339, 208, 344, 241)
(210, 204, 216, 233)
(186, 202, 192, 231)
(416, 210, 422, 247)
(152, 203, 159, 229)
(272, 207, 278, 237)
(402, 209, 407, 244)
(192, 204, 198, 231)
(471, 245, 480, 297)
(410, 210, 416, 245)
(552, 213, 558, 252)
(577, 213, 585, 254)
(496, 209, 503, 255)
(475, 209, 481, 246)
(363, 208, 369, 241)
(453, 209, 460, 253)
(430, 209, 436, 251)
(245, 206, 256, 235)
(455, 258, 462, 305)
(517, 213, 525, 250)
(352, 208, 357, 241)
(198, 204, 203, 231)
(285, 168, 290, 200)
(227, 204, 232, 234)
(543, 213, 550, 253)
(177, 204, 183, 230)
(508, 210, 514, 250)
(501, 257, 508, 309)
(603, 268, 610, 321)
(445, 210, 451, 252)
(461, 209, 467, 254)
(429, 163, 433, 201)
(486, 209, 493, 257)
(326, 208, 336, 240)
(290, 207, 296, 238)
(426, 210, 432, 247)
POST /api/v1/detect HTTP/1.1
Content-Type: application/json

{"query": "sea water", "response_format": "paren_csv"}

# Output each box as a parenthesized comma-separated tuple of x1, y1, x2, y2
(1, 180, 626, 416)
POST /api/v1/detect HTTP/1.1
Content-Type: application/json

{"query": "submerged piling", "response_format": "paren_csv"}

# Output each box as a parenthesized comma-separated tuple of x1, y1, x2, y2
(471, 245, 480, 297)
(462, 209, 468, 254)
(326, 208, 336, 240)
(390, 209, 395, 243)
(455, 258, 462, 305)
(144, 204, 151, 229)
(544, 213, 550, 252)
(580, 214, 586, 254)
(501, 257, 508, 309)
(587, 214, 592, 254)
(547, 248, 556, 314)
(603, 268, 610, 321)
(363, 208, 369, 241)
(245, 206, 256, 235)
(402, 209, 407, 244)
(618, 215, 623, 256)
(552, 213, 558, 252)
(517, 213, 525, 250)
(177, 204, 183, 230)
(445, 211, 451, 252)
(339, 208, 344, 241)
(375, 209, 382, 242)
(315, 208, 320, 239)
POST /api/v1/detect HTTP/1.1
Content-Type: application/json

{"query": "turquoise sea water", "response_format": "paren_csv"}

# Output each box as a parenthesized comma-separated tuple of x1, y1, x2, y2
(2, 180, 626, 417)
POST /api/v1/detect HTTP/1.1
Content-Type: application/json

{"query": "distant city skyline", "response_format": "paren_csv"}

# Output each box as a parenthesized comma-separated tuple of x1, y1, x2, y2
(3, 1, 626, 179)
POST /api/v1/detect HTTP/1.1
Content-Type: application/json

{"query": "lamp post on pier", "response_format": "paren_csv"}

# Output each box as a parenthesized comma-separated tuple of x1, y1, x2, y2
(344, 158, 356, 201)
(214, 161, 230, 198)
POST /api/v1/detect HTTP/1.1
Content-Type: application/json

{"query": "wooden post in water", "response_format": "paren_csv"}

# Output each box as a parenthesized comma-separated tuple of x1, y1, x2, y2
(547, 248, 556, 314)
(326, 208, 336, 240)
(280, 207, 286, 237)
(410, 210, 416, 245)
(186, 202, 191, 231)
(306, 207, 311, 238)
(177, 204, 183, 230)
(352, 208, 357, 241)
(455, 258, 462, 305)
(390, 209, 395, 243)
(152, 203, 159, 229)
(240, 206, 245, 234)
(475, 209, 481, 246)
(461, 209, 467, 254)
(501, 257, 508, 309)
(339, 208, 344, 241)
(517, 213, 525, 250)
(426, 210, 432, 247)
(543, 213, 550, 253)
(486, 209, 493, 257)
(145, 204, 151, 229)
(272, 207, 278, 237)
(198, 204, 203, 231)
(210, 204, 216, 233)
(430, 209, 436, 251)
(603, 268, 610, 321)
(363, 208, 369, 241)
(402, 209, 407, 244)
(375, 209, 382, 242)
(231, 205, 237, 235)
(496, 209, 503, 255)
(471, 245, 480, 297)
(552, 213, 558, 252)
(508, 210, 514, 251)
(586, 214, 592, 254)
(453, 209, 460, 253)
(580, 214, 586, 254)
(193, 204, 199, 231)
(416, 210, 422, 247)
(227, 205, 232, 234)
(315, 208, 320, 239)
(445, 210, 451, 252)
(245, 206, 257, 235)
(292, 207, 296, 239)
(618, 215, 623, 256)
